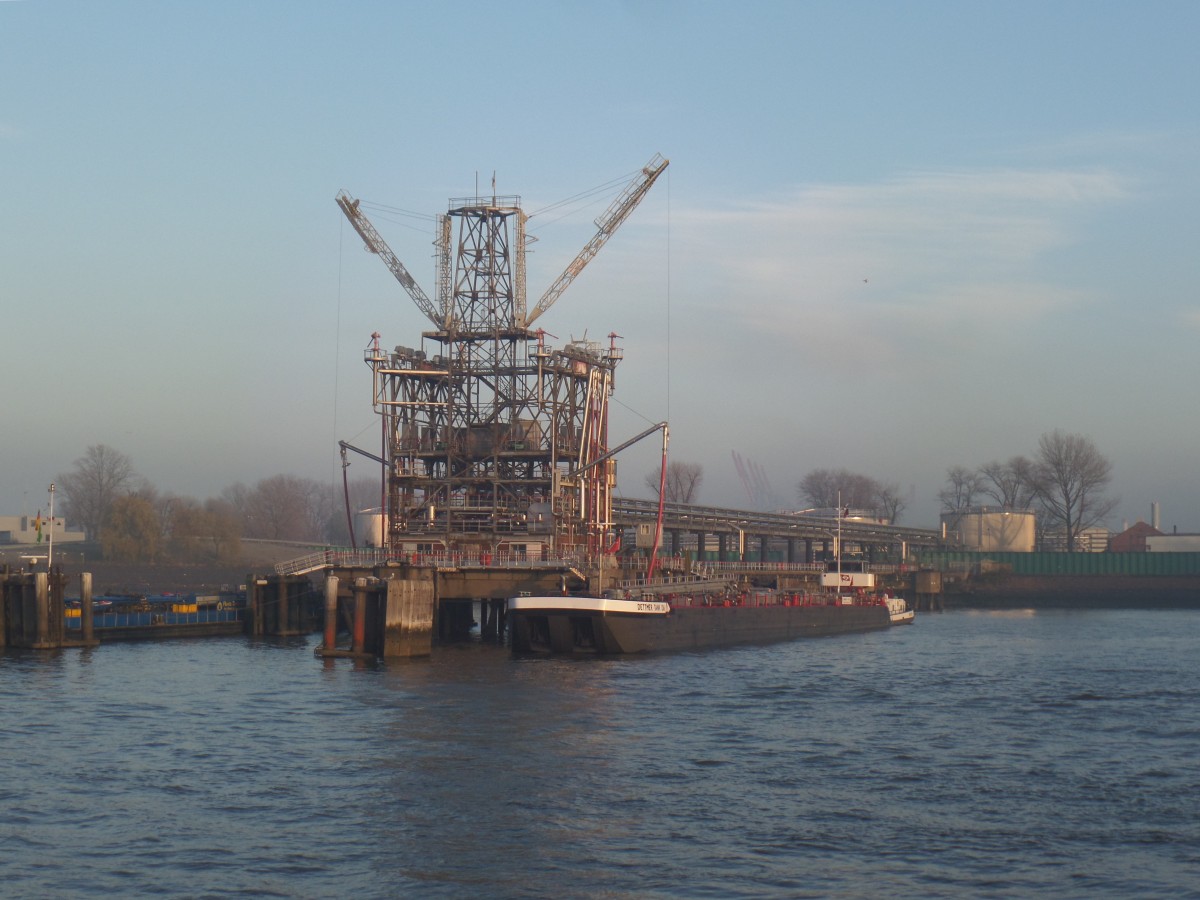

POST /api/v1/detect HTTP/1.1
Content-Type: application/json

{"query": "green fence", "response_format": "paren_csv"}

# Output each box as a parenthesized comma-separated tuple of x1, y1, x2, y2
(919, 551, 1200, 576)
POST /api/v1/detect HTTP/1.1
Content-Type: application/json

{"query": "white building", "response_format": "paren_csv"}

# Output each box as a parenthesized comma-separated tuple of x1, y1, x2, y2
(0, 514, 87, 545)
(1146, 534, 1200, 552)
(1039, 526, 1110, 553)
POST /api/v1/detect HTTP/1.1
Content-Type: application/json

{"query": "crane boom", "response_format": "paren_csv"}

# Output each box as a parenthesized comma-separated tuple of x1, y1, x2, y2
(336, 190, 442, 328)
(524, 153, 668, 328)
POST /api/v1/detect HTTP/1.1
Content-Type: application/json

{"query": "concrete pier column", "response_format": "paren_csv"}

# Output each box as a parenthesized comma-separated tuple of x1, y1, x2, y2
(35, 572, 50, 648)
(352, 577, 368, 654)
(494, 599, 506, 640)
(278, 581, 291, 636)
(382, 572, 434, 657)
(481, 599, 498, 640)
(805, 538, 814, 564)
(246, 575, 263, 637)
(718, 533, 728, 561)
(786, 538, 796, 564)
(323, 575, 339, 651)
(695, 531, 706, 561)
(80, 572, 94, 644)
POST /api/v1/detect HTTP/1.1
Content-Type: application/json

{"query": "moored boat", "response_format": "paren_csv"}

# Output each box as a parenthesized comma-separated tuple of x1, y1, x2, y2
(885, 595, 915, 625)
(508, 589, 893, 655)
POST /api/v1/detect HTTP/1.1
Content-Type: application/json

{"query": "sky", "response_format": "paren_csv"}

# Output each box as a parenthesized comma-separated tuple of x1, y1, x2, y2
(3, 0, 1199, 532)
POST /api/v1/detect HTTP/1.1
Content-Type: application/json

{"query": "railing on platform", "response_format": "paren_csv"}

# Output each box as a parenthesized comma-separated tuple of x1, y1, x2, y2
(706, 561, 827, 573)
(273, 547, 913, 582)
(274, 548, 594, 576)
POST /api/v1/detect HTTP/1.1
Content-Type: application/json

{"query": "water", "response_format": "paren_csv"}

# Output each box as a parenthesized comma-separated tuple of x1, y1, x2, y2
(3, 609, 1199, 898)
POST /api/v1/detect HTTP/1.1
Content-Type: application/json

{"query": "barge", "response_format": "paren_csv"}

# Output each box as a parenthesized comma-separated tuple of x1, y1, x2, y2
(64, 591, 247, 641)
(508, 589, 898, 655)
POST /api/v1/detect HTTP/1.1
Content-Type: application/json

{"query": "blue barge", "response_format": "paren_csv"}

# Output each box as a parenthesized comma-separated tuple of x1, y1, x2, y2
(65, 592, 247, 641)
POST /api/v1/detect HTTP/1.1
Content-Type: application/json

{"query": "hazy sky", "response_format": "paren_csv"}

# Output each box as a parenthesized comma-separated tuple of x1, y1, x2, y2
(4, 1, 1198, 531)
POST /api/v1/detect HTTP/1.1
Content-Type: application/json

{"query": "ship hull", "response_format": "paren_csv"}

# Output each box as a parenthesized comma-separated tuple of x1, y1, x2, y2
(508, 596, 890, 655)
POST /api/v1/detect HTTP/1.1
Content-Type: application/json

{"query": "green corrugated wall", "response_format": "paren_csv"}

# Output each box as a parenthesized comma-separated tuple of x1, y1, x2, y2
(918, 551, 1200, 576)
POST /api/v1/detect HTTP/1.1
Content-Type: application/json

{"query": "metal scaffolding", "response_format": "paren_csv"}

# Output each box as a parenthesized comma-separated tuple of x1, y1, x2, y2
(338, 155, 667, 558)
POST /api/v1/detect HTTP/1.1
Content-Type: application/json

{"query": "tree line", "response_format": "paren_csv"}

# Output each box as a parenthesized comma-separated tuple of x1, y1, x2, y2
(645, 429, 1115, 546)
(61, 428, 1116, 564)
(54, 444, 378, 564)
(936, 430, 1115, 548)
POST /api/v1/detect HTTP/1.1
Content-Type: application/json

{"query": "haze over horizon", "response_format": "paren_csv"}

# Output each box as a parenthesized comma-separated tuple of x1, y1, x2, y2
(4, 2, 1198, 533)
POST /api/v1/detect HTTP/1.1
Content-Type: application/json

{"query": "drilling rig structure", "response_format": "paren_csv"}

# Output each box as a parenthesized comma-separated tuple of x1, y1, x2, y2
(337, 154, 668, 563)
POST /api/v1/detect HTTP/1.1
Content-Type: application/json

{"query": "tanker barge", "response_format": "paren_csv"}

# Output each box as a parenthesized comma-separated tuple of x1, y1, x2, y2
(508, 585, 901, 655)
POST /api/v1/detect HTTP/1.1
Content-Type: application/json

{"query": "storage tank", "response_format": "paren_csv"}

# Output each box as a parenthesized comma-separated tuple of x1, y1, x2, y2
(354, 508, 384, 547)
(947, 509, 1036, 552)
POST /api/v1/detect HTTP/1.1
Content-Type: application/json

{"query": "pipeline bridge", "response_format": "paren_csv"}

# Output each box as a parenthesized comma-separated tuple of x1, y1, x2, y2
(612, 498, 943, 564)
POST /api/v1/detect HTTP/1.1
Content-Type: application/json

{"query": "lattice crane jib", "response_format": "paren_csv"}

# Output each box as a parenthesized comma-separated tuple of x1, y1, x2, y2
(336, 191, 444, 329)
(523, 153, 668, 328)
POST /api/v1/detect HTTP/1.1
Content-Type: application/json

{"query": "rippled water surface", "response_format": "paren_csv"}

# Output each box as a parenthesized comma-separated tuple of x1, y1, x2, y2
(3, 609, 1199, 898)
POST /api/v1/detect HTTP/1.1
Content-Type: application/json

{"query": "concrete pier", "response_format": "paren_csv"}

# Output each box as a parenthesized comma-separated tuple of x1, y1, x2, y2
(316, 567, 436, 659)
(1, 568, 98, 650)
(912, 570, 945, 611)
(246, 574, 315, 637)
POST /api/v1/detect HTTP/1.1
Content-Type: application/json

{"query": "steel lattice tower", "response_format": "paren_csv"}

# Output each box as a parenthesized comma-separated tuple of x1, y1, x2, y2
(338, 156, 666, 558)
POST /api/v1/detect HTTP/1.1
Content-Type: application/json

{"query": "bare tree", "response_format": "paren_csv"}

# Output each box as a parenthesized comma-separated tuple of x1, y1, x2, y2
(101, 494, 160, 563)
(876, 482, 907, 524)
(149, 494, 242, 564)
(1032, 430, 1117, 549)
(979, 456, 1037, 509)
(938, 466, 985, 515)
(57, 444, 136, 539)
(644, 462, 704, 504)
(200, 498, 243, 564)
(224, 475, 325, 542)
(328, 476, 383, 545)
(797, 468, 880, 509)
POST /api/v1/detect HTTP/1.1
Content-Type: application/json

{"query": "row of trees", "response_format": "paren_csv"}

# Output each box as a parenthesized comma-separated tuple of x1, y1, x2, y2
(939, 430, 1115, 548)
(58, 429, 1115, 563)
(647, 431, 1113, 545)
(55, 444, 379, 564)
(795, 469, 907, 523)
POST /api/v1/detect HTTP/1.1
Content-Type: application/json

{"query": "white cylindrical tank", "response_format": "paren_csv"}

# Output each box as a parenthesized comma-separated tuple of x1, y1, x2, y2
(951, 510, 1036, 552)
(354, 508, 384, 547)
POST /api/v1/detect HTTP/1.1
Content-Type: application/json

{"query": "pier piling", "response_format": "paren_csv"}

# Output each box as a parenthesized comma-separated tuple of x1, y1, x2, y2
(322, 575, 339, 651)
(352, 577, 367, 654)
(2, 568, 96, 650)
(80, 572, 94, 644)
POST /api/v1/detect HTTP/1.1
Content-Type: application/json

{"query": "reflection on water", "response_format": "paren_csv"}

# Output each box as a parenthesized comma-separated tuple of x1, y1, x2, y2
(2, 609, 1199, 898)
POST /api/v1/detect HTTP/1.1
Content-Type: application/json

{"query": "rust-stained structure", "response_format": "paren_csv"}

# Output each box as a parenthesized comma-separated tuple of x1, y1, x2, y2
(336, 155, 667, 563)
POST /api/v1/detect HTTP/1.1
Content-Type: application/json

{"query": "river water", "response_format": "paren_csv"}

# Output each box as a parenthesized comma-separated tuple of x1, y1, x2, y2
(2, 608, 1198, 898)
